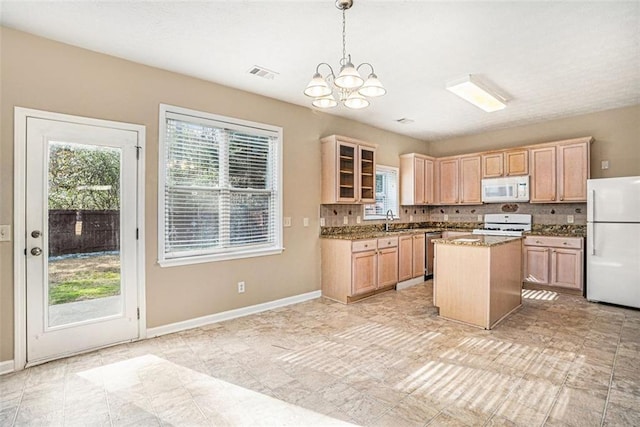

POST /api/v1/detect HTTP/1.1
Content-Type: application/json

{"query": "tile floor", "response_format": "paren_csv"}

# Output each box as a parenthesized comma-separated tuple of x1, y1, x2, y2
(1, 282, 639, 426)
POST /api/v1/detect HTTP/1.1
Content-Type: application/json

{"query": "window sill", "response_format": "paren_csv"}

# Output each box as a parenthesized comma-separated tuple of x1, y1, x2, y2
(158, 247, 284, 267)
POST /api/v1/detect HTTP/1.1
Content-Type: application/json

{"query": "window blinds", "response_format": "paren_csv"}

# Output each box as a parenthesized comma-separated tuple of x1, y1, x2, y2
(161, 110, 280, 262)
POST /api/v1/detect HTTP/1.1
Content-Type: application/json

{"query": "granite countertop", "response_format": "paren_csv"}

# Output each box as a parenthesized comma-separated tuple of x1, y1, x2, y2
(319, 223, 586, 240)
(433, 234, 523, 247)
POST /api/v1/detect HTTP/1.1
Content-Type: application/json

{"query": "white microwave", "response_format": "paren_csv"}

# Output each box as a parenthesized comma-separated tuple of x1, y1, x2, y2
(481, 176, 529, 203)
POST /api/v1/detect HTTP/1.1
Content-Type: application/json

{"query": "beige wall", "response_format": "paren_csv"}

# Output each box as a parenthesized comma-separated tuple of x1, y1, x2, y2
(428, 104, 640, 179)
(0, 27, 428, 361)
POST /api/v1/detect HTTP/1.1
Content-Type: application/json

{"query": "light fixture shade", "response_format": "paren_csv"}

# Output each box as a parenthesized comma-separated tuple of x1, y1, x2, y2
(312, 94, 338, 108)
(344, 92, 370, 109)
(304, 73, 332, 98)
(358, 73, 386, 97)
(446, 75, 507, 112)
(334, 62, 364, 89)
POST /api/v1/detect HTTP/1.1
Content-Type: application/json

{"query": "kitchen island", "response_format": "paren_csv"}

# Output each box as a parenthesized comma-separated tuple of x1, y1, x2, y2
(433, 234, 523, 329)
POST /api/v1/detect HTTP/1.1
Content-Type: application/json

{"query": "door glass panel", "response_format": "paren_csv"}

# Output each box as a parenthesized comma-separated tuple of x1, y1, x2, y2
(47, 141, 123, 328)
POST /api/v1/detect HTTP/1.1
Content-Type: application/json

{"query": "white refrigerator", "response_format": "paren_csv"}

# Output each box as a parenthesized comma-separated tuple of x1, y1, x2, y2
(587, 176, 640, 309)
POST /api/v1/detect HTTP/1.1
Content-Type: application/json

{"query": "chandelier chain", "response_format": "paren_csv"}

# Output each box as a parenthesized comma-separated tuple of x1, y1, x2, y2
(342, 8, 347, 63)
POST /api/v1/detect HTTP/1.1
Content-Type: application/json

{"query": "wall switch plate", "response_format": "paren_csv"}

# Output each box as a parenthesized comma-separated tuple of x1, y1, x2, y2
(443, 214, 449, 221)
(567, 215, 574, 224)
(237, 281, 245, 293)
(0, 225, 10, 242)
(478, 215, 483, 222)
(356, 216, 361, 224)
(320, 217, 325, 227)
(283, 217, 292, 227)
(303, 217, 309, 227)
(343, 216, 349, 225)
(601, 160, 609, 170)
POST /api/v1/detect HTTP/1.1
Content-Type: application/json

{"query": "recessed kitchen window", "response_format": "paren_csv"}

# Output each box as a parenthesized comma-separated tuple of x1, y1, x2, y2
(364, 165, 399, 220)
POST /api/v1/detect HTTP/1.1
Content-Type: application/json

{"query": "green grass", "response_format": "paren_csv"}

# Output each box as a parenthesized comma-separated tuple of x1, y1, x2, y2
(49, 271, 121, 305)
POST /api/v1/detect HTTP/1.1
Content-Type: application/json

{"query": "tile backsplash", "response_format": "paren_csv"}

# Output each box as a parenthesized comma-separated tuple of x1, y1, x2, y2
(320, 203, 586, 227)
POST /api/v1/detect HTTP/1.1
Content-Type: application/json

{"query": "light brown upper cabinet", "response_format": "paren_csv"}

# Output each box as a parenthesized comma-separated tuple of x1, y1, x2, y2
(321, 135, 377, 204)
(437, 157, 459, 204)
(482, 149, 528, 178)
(459, 155, 482, 204)
(400, 153, 435, 205)
(530, 137, 592, 203)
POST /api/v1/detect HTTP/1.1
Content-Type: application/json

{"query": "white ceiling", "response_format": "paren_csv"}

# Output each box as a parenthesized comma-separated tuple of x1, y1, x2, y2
(1, 1, 639, 141)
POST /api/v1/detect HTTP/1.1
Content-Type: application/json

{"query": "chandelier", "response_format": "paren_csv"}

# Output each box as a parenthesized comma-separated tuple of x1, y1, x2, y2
(303, 0, 386, 110)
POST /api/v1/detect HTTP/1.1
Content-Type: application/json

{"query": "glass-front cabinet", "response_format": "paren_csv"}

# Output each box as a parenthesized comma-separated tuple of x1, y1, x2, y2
(321, 135, 377, 204)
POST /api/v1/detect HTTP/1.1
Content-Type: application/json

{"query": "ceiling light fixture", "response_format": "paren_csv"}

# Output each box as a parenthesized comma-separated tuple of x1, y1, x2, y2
(446, 75, 507, 112)
(304, 0, 386, 110)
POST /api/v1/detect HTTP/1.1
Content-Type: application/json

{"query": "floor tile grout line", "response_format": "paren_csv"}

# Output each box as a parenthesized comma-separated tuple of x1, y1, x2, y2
(9, 368, 29, 427)
(600, 314, 625, 427)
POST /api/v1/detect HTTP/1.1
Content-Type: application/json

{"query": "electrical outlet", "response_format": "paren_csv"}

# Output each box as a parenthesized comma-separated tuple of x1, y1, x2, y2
(0, 225, 10, 242)
(356, 216, 361, 224)
(477, 215, 483, 222)
(601, 160, 609, 170)
(443, 214, 449, 221)
(237, 281, 245, 293)
(283, 217, 292, 227)
(303, 217, 309, 227)
(343, 216, 348, 225)
(567, 215, 574, 224)
(320, 217, 325, 227)
(409, 215, 414, 222)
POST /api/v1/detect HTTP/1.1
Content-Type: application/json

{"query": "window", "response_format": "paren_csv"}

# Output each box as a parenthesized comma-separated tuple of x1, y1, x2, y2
(158, 104, 282, 266)
(364, 165, 399, 220)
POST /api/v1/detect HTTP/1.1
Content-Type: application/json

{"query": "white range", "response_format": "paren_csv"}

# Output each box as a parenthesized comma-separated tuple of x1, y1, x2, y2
(472, 214, 532, 237)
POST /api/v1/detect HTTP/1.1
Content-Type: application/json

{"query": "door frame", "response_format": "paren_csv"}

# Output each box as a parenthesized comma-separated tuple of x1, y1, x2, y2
(13, 107, 147, 370)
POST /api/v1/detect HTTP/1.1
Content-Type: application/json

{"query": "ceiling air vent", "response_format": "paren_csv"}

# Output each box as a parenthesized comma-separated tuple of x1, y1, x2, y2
(395, 118, 415, 124)
(247, 65, 279, 80)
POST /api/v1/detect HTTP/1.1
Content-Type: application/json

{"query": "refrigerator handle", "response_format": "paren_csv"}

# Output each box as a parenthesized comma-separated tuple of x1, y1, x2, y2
(588, 223, 595, 255)
(588, 189, 595, 221)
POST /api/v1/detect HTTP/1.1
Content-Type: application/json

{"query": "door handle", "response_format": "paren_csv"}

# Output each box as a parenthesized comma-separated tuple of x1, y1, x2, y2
(587, 223, 594, 255)
(31, 230, 42, 238)
(31, 247, 42, 256)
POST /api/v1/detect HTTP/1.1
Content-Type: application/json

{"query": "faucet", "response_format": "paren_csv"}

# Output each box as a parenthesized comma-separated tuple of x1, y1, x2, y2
(385, 209, 395, 232)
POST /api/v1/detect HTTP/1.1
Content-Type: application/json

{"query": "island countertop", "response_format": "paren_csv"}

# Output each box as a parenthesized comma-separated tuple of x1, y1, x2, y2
(433, 234, 523, 247)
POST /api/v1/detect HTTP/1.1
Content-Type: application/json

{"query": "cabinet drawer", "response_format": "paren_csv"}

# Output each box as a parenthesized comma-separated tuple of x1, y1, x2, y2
(524, 236, 583, 249)
(352, 239, 377, 253)
(377, 237, 399, 248)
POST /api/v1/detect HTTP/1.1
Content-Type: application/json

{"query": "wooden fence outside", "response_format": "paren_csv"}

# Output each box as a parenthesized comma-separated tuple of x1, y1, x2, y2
(49, 210, 119, 256)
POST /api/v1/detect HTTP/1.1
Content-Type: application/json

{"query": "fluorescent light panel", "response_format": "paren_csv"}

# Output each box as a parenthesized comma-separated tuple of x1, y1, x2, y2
(446, 75, 506, 112)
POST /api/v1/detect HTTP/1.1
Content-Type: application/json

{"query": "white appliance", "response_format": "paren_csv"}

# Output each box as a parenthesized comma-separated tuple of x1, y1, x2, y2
(472, 214, 532, 237)
(587, 176, 640, 309)
(481, 176, 529, 203)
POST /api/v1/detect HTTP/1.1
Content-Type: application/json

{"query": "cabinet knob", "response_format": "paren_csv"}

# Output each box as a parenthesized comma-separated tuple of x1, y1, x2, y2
(536, 240, 542, 244)
(364, 244, 368, 248)
(388, 242, 391, 245)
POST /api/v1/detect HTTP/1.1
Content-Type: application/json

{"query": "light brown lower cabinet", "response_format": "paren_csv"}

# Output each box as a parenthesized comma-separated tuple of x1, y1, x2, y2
(322, 237, 398, 303)
(523, 236, 583, 292)
(398, 233, 426, 282)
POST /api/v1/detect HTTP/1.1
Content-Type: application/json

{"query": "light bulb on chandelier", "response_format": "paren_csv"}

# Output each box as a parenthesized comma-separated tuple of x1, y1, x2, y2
(303, 0, 386, 110)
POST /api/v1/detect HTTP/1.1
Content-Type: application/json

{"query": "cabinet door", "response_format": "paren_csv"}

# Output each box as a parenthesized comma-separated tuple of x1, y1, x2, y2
(413, 157, 426, 204)
(352, 250, 377, 295)
(523, 246, 550, 284)
(505, 150, 528, 176)
(557, 142, 589, 202)
(460, 156, 482, 204)
(336, 141, 358, 203)
(530, 146, 557, 203)
(398, 236, 413, 282)
(482, 153, 504, 178)
(424, 159, 434, 204)
(412, 234, 426, 278)
(438, 159, 459, 204)
(377, 247, 399, 287)
(359, 146, 376, 203)
(550, 248, 583, 290)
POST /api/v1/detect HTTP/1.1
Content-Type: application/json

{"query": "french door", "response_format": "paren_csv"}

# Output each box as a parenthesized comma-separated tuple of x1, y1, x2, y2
(24, 115, 141, 365)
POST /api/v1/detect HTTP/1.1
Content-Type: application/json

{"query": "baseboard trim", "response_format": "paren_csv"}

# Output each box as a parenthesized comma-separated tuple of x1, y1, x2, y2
(147, 290, 321, 338)
(396, 277, 426, 290)
(0, 360, 15, 376)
